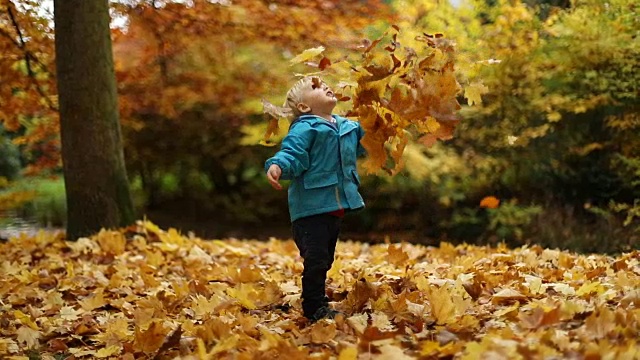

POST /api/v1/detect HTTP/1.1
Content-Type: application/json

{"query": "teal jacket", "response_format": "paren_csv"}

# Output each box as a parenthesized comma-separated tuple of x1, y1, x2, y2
(265, 114, 366, 222)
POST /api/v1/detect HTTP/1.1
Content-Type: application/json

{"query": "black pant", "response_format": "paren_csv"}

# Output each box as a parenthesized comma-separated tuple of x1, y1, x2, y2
(292, 213, 341, 317)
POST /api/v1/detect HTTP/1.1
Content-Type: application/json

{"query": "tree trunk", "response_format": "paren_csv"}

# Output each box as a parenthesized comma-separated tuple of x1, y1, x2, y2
(54, 0, 134, 239)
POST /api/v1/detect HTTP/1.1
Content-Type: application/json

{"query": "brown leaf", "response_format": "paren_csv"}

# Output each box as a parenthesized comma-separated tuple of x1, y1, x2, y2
(344, 278, 377, 313)
(48, 338, 69, 352)
(310, 321, 337, 344)
(387, 243, 409, 266)
(519, 306, 562, 329)
(152, 325, 183, 359)
(134, 321, 170, 354)
(319, 56, 332, 71)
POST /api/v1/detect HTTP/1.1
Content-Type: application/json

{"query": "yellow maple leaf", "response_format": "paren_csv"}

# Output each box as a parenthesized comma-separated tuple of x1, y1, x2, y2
(209, 334, 240, 357)
(226, 283, 258, 309)
(192, 294, 222, 319)
(141, 219, 162, 235)
(289, 46, 325, 65)
(16, 327, 41, 349)
(576, 281, 604, 297)
(157, 227, 186, 252)
(13, 310, 39, 330)
(59, 306, 82, 322)
(95, 345, 121, 358)
(371, 312, 394, 331)
(95, 229, 126, 255)
(547, 111, 562, 122)
(421, 340, 441, 356)
(429, 286, 457, 325)
(425, 116, 441, 133)
(464, 82, 489, 106)
(346, 313, 368, 335)
(79, 289, 108, 311)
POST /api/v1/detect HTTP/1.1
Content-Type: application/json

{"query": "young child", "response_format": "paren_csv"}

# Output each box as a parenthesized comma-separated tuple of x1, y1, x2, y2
(265, 76, 366, 322)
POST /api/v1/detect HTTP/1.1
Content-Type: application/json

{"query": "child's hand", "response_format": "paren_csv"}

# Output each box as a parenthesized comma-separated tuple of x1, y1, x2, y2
(267, 164, 283, 190)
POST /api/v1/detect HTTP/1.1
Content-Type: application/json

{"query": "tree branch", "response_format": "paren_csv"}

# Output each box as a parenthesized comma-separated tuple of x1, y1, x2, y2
(6, 1, 58, 112)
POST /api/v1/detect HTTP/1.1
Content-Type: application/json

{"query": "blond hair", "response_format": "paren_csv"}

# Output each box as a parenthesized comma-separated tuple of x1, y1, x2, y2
(284, 76, 317, 118)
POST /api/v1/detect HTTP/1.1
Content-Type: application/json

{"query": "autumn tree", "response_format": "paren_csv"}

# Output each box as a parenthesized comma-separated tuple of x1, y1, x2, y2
(54, 0, 134, 238)
(109, 0, 394, 216)
(0, 0, 58, 174)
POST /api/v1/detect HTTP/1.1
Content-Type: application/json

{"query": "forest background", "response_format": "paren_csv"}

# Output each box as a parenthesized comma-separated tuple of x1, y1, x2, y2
(0, 0, 638, 253)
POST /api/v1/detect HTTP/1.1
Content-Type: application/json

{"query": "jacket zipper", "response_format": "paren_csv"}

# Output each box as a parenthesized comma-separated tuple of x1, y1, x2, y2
(335, 120, 343, 210)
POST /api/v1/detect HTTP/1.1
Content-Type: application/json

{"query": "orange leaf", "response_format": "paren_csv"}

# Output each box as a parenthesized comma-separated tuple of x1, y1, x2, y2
(480, 196, 500, 209)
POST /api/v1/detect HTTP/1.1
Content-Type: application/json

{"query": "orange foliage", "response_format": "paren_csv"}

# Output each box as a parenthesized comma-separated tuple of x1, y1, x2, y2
(0, 0, 59, 172)
(264, 28, 462, 174)
(0, 0, 393, 175)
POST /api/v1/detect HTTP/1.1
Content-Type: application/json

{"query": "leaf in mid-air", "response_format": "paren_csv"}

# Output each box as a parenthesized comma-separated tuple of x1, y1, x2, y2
(289, 46, 325, 65)
(464, 82, 489, 106)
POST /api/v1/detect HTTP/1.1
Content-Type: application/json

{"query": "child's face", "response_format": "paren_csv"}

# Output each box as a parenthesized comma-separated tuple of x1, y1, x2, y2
(298, 78, 337, 115)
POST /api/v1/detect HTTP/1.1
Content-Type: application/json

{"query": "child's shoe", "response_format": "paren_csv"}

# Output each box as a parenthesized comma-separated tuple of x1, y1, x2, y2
(308, 306, 344, 322)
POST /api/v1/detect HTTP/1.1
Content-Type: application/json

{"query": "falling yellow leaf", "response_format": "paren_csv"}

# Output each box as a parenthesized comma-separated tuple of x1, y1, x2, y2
(425, 116, 441, 133)
(547, 111, 562, 122)
(464, 82, 489, 106)
(289, 46, 325, 65)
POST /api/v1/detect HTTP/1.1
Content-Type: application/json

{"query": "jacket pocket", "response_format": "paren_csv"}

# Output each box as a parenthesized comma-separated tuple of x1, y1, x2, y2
(303, 171, 338, 189)
(351, 169, 361, 186)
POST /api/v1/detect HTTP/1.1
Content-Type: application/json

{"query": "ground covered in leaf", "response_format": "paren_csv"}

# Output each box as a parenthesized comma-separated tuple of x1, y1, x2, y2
(0, 221, 639, 359)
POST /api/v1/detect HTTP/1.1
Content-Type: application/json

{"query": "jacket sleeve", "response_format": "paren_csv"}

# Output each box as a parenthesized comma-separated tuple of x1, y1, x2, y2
(356, 122, 367, 158)
(264, 126, 313, 180)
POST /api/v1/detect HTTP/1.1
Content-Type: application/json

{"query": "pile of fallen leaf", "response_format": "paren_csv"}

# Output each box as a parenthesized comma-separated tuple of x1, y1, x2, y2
(1, 220, 639, 359)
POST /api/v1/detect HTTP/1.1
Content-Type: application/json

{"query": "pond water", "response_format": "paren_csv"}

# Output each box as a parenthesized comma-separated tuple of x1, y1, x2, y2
(0, 209, 59, 240)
